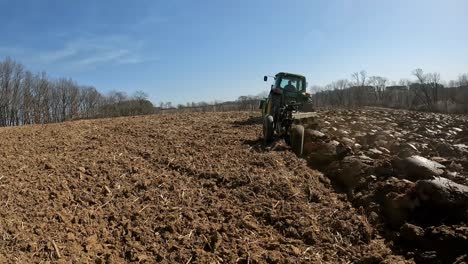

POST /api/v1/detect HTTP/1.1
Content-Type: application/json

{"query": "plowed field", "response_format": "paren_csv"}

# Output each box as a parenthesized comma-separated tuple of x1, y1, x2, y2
(0, 112, 409, 263)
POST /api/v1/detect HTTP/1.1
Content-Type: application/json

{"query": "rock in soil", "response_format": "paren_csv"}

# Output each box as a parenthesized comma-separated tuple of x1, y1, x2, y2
(294, 108, 468, 263)
(394, 155, 446, 181)
(415, 177, 468, 223)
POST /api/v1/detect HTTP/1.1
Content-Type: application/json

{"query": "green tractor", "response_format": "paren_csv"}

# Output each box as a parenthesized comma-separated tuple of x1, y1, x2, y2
(259, 72, 315, 149)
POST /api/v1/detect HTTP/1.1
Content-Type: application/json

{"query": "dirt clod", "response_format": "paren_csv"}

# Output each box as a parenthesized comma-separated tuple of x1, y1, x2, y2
(295, 108, 468, 263)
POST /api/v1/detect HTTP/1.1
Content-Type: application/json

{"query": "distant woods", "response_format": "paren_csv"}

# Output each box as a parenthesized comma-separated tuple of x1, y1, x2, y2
(3, 56, 467, 129)
(311, 70, 468, 114)
(0, 57, 155, 127)
(171, 95, 262, 113)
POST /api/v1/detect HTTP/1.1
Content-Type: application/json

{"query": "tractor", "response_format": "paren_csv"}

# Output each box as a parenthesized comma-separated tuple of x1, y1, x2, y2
(259, 72, 316, 152)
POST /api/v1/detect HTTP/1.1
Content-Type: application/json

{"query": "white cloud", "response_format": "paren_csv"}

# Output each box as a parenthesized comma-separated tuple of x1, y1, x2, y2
(0, 33, 156, 71)
(75, 49, 129, 66)
(0, 12, 163, 72)
(38, 46, 78, 63)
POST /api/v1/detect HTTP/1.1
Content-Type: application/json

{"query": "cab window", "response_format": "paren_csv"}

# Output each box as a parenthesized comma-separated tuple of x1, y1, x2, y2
(276, 77, 304, 91)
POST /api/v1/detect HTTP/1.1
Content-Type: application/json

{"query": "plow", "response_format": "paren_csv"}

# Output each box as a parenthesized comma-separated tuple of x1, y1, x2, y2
(260, 72, 316, 154)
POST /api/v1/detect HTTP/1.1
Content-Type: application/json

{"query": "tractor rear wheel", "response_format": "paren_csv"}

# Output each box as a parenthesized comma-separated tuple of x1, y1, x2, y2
(263, 115, 274, 144)
(290, 124, 305, 156)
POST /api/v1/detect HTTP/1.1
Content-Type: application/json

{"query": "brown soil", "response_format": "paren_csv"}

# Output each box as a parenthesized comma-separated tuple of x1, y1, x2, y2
(294, 108, 468, 263)
(0, 112, 411, 263)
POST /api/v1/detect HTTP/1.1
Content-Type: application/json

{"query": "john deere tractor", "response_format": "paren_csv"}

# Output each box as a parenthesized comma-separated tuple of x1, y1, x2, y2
(259, 72, 315, 146)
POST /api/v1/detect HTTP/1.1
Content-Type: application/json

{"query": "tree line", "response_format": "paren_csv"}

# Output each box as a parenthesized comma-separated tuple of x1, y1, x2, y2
(155, 96, 260, 114)
(171, 69, 468, 115)
(6, 55, 464, 126)
(311, 69, 468, 114)
(0, 57, 155, 127)
(165, 95, 262, 113)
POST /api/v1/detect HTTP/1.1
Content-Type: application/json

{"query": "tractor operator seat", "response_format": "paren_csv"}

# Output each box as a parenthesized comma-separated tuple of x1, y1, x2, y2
(284, 80, 297, 92)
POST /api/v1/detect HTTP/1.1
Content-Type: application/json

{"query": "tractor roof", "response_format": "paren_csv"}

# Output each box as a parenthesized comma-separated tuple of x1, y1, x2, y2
(276, 72, 306, 80)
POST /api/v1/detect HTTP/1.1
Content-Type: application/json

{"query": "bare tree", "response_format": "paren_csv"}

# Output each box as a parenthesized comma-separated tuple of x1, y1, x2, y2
(0, 57, 14, 126)
(9, 62, 23, 125)
(80, 86, 101, 118)
(411, 68, 431, 110)
(133, 90, 148, 101)
(351, 70, 367, 87)
(458, 73, 468, 86)
(369, 76, 387, 105)
(412, 68, 426, 84)
(350, 70, 369, 106)
(427, 72, 441, 109)
(21, 71, 34, 125)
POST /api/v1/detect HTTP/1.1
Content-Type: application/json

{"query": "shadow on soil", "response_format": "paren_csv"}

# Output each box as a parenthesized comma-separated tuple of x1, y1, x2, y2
(242, 137, 290, 153)
(231, 116, 262, 127)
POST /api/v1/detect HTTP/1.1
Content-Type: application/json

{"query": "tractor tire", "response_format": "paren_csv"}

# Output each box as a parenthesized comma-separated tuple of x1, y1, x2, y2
(290, 125, 305, 156)
(263, 115, 274, 144)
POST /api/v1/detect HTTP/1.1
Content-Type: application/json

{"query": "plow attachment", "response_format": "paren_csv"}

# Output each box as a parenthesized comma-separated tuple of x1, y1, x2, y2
(290, 112, 318, 156)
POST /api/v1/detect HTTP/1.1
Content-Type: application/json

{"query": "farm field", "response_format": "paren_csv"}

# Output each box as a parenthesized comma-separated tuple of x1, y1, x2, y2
(0, 110, 466, 263)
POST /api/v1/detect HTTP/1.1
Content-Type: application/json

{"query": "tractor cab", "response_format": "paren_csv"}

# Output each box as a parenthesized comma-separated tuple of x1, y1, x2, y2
(260, 72, 309, 116)
(271, 72, 307, 104)
(270, 72, 306, 91)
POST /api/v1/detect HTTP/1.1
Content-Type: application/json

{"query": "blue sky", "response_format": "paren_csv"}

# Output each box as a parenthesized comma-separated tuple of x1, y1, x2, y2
(0, 0, 467, 104)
